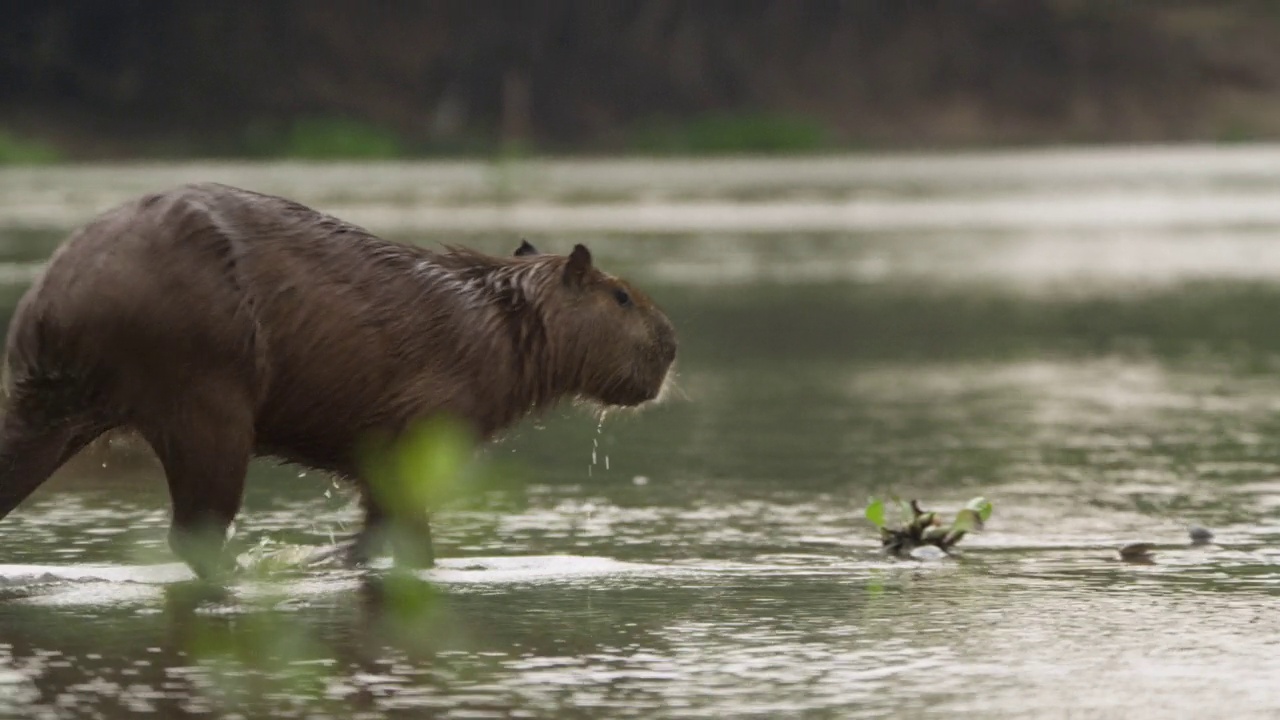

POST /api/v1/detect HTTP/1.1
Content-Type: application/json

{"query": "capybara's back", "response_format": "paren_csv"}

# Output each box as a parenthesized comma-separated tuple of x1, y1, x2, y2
(0, 182, 677, 577)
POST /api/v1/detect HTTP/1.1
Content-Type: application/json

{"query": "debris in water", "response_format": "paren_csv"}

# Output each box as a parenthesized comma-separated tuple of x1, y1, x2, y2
(864, 496, 993, 557)
(1118, 542, 1156, 563)
(1115, 525, 1215, 564)
(1187, 525, 1214, 546)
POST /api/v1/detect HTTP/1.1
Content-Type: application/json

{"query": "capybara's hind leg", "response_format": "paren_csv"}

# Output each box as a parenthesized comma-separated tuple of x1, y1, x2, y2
(0, 400, 106, 520)
(345, 487, 435, 569)
(304, 486, 434, 569)
(342, 492, 388, 566)
(389, 512, 435, 569)
(140, 384, 254, 580)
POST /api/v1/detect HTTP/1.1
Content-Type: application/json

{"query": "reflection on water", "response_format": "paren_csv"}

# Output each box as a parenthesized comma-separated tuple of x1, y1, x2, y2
(3, 150, 1280, 717)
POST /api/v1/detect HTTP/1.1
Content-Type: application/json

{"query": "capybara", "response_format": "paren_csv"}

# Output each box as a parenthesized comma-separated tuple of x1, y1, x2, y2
(0, 182, 677, 578)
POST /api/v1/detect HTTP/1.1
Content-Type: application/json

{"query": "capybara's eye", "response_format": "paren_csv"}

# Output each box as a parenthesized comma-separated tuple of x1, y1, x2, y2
(613, 288, 632, 307)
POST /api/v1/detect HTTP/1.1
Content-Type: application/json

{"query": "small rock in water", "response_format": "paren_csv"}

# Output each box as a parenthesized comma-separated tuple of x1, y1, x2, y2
(1118, 542, 1156, 563)
(908, 545, 949, 562)
(1187, 525, 1214, 545)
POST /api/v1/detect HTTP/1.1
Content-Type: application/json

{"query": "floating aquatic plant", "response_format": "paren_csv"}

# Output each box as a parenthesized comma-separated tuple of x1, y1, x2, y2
(864, 496, 993, 556)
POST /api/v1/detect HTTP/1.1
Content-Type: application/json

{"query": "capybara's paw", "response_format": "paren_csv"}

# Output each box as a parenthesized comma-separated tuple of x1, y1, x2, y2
(183, 553, 236, 582)
(390, 539, 435, 569)
(169, 527, 235, 581)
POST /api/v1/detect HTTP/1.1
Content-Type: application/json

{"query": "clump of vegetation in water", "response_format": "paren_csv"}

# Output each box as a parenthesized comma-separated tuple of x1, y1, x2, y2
(865, 496, 993, 557)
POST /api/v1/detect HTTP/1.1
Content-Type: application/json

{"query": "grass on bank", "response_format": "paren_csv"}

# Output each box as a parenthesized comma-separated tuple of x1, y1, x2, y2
(243, 117, 406, 160)
(0, 111, 845, 164)
(0, 128, 63, 165)
(11, 105, 1280, 164)
(242, 113, 838, 159)
(626, 113, 834, 155)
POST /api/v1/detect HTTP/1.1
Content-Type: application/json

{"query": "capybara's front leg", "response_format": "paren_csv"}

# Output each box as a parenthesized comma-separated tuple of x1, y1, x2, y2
(161, 449, 250, 579)
(140, 383, 254, 580)
(159, 445, 250, 579)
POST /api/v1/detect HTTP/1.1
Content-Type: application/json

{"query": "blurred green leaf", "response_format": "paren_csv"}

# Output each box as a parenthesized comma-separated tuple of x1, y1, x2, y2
(894, 497, 912, 520)
(183, 608, 333, 710)
(966, 496, 994, 523)
(393, 416, 476, 508)
(950, 508, 982, 534)
(865, 498, 886, 528)
(363, 414, 480, 517)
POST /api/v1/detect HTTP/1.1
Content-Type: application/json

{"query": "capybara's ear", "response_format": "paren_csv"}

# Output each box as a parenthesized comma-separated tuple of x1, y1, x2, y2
(564, 244, 593, 286)
(514, 239, 539, 257)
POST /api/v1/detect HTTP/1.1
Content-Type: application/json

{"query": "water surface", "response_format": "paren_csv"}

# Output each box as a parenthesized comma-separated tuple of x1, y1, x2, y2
(2, 149, 1280, 718)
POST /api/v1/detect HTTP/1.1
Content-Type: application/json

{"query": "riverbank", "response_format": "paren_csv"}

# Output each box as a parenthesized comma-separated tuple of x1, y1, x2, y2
(6, 4, 1280, 162)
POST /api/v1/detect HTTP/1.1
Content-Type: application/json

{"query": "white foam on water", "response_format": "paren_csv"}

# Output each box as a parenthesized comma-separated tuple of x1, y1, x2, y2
(424, 555, 667, 584)
(0, 562, 193, 585)
(0, 554, 684, 607)
(0, 552, 878, 609)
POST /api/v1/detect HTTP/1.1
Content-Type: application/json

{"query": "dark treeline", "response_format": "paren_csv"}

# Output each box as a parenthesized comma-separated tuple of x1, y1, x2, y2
(4, 1, 1280, 156)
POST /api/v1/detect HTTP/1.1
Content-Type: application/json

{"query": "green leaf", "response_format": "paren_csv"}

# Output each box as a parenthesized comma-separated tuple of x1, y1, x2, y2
(966, 496, 994, 523)
(950, 508, 983, 534)
(865, 498, 886, 528)
(393, 416, 475, 508)
(362, 414, 481, 516)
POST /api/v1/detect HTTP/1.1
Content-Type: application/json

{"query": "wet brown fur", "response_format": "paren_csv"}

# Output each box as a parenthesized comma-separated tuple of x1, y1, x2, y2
(0, 182, 677, 577)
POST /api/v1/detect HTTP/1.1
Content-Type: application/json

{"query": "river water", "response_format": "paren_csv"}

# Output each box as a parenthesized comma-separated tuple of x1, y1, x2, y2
(1, 147, 1280, 718)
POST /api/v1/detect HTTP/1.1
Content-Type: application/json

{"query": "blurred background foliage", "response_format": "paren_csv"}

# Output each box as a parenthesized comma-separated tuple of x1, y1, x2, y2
(5, 1, 1280, 162)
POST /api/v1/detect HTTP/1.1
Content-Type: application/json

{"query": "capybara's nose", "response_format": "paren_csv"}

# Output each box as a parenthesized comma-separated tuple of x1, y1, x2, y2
(655, 317, 677, 366)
